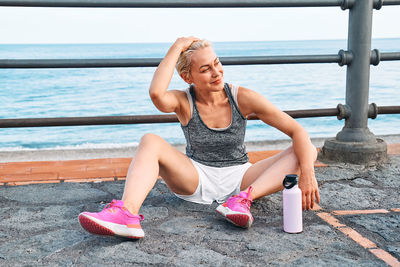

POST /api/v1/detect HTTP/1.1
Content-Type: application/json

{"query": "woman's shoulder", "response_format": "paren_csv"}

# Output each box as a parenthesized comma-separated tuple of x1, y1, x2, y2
(232, 85, 258, 98)
(226, 83, 239, 90)
(225, 83, 261, 99)
(227, 83, 254, 92)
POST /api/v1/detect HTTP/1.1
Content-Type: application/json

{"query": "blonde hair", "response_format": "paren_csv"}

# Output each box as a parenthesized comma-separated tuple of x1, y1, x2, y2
(176, 39, 212, 78)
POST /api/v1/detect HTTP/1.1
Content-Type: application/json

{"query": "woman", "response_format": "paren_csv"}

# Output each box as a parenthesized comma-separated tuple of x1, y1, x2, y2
(78, 37, 319, 239)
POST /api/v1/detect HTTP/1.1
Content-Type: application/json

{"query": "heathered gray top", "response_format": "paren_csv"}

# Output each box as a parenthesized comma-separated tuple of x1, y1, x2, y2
(180, 83, 249, 167)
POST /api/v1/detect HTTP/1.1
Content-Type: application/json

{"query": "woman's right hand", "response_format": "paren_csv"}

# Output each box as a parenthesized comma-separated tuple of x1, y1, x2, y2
(172, 36, 200, 52)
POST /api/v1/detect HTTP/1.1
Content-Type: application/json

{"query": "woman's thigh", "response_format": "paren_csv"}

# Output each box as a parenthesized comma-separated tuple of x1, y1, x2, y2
(240, 146, 295, 190)
(141, 133, 199, 195)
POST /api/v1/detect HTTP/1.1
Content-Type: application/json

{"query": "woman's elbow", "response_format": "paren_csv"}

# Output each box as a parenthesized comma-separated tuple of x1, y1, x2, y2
(149, 88, 159, 100)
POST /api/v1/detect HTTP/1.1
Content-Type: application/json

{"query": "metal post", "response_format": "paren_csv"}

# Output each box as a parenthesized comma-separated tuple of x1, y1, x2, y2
(321, 0, 387, 164)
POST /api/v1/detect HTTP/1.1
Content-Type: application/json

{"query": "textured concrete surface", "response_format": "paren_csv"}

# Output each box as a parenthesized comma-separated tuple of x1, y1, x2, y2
(0, 155, 399, 266)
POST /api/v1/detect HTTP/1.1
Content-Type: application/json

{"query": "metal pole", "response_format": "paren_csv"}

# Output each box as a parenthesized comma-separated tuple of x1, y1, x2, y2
(339, 0, 374, 142)
(322, 0, 387, 164)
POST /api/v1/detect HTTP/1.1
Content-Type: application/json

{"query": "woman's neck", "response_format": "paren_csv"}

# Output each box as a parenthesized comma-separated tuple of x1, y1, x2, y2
(193, 85, 227, 106)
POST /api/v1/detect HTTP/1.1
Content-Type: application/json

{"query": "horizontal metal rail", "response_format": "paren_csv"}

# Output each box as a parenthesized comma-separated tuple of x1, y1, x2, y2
(1, 106, 399, 128)
(1, 52, 398, 69)
(0, 55, 341, 69)
(377, 106, 400, 115)
(0, 108, 339, 128)
(0, 58, 163, 69)
(383, 0, 400, 5)
(1, 0, 399, 8)
(0, 0, 345, 8)
(380, 52, 400, 61)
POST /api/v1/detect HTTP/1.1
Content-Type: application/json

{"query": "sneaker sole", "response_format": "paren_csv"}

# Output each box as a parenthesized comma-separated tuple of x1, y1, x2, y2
(216, 205, 253, 228)
(78, 213, 144, 239)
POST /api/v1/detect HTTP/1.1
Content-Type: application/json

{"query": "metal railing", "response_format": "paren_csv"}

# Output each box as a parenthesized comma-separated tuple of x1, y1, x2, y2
(1, 52, 400, 69)
(0, 0, 375, 8)
(1, 0, 400, 8)
(1, 0, 400, 162)
(1, 106, 400, 128)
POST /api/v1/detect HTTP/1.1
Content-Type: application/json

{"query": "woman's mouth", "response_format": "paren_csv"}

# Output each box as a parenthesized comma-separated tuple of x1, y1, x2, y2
(211, 79, 222, 84)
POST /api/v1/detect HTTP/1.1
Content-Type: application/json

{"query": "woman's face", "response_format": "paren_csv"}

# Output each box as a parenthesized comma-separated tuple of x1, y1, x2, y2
(188, 46, 224, 92)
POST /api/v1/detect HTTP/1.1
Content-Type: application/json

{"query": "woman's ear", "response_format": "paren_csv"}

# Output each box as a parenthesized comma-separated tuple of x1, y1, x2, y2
(180, 72, 193, 84)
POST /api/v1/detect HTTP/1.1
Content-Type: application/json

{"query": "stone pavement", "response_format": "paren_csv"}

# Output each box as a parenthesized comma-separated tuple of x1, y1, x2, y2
(0, 155, 399, 266)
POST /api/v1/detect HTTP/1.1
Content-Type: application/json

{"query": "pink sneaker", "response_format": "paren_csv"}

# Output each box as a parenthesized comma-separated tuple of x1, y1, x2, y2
(78, 199, 144, 239)
(216, 187, 254, 228)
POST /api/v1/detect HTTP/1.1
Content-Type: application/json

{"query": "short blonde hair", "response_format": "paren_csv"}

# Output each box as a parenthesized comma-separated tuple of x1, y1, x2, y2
(176, 39, 212, 78)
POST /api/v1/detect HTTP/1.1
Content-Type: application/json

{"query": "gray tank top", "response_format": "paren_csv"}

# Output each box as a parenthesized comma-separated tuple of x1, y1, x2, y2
(181, 83, 249, 167)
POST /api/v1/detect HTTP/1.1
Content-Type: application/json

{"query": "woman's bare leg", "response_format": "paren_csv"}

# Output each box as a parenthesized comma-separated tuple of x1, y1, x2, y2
(241, 145, 317, 200)
(122, 133, 199, 214)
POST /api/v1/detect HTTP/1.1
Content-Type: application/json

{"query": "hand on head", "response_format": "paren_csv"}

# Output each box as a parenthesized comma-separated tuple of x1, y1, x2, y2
(174, 36, 201, 52)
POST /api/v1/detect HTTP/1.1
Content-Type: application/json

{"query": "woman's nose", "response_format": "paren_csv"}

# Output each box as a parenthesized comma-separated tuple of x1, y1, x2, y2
(211, 66, 220, 77)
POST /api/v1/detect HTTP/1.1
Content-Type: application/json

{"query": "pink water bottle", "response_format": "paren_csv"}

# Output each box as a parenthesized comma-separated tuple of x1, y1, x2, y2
(282, 174, 302, 233)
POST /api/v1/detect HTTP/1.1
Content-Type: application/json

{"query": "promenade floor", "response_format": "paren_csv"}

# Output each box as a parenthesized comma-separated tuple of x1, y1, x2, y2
(0, 142, 399, 266)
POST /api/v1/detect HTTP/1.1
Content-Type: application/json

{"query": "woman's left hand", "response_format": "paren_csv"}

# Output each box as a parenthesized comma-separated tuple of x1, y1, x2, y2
(298, 169, 320, 210)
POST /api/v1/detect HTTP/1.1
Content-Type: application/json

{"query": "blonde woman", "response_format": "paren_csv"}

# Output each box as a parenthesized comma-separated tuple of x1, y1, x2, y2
(78, 37, 319, 239)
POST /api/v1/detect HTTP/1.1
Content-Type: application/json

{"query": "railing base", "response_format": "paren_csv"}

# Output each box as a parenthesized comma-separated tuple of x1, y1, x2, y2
(320, 138, 387, 164)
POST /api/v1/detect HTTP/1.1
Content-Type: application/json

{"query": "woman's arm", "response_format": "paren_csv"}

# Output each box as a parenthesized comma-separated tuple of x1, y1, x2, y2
(238, 87, 320, 210)
(149, 36, 199, 113)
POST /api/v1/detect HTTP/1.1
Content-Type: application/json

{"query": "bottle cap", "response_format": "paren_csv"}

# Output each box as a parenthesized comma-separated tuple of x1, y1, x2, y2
(283, 174, 298, 189)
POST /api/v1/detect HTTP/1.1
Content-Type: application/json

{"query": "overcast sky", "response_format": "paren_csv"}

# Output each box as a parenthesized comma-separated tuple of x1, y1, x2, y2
(0, 6, 399, 44)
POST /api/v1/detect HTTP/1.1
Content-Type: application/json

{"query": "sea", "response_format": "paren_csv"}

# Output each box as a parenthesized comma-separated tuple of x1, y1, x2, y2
(0, 39, 399, 151)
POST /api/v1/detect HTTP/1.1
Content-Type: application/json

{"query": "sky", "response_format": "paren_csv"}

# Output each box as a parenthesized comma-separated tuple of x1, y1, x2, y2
(0, 6, 399, 44)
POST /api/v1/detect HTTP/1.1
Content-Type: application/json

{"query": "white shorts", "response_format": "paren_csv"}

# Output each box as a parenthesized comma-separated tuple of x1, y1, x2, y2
(174, 159, 252, 205)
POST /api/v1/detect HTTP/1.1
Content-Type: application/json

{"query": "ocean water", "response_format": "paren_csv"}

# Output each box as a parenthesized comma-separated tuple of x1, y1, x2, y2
(0, 39, 399, 150)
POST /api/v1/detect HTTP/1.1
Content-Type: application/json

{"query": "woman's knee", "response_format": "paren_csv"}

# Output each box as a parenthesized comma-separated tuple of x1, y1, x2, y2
(283, 145, 296, 160)
(136, 133, 168, 157)
(286, 145, 299, 164)
(311, 144, 318, 161)
(139, 133, 165, 147)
